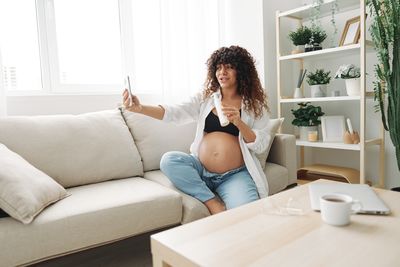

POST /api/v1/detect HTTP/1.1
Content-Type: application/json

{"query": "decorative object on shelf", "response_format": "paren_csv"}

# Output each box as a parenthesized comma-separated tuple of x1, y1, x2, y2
(309, 0, 338, 48)
(367, 0, 400, 171)
(305, 26, 327, 52)
(291, 102, 324, 141)
(288, 26, 312, 54)
(321, 116, 346, 142)
(339, 16, 361, 46)
(334, 64, 361, 96)
(308, 130, 318, 142)
(307, 69, 331, 97)
(331, 90, 340, 97)
(294, 69, 307, 98)
(310, 0, 323, 31)
(329, 0, 339, 47)
(343, 118, 360, 144)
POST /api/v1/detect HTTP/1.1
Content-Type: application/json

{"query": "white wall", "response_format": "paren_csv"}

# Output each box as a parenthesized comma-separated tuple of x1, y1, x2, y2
(219, 0, 265, 87)
(262, 0, 303, 117)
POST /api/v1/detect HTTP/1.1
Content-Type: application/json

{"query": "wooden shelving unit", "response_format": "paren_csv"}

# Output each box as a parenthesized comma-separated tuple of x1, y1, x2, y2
(275, 0, 385, 187)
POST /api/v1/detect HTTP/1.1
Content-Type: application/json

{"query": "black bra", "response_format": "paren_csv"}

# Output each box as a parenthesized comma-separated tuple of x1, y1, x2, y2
(203, 110, 240, 136)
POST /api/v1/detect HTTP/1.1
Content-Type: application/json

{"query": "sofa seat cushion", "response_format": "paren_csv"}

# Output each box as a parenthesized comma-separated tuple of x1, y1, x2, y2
(144, 170, 210, 224)
(264, 162, 289, 195)
(0, 109, 143, 188)
(0, 178, 182, 267)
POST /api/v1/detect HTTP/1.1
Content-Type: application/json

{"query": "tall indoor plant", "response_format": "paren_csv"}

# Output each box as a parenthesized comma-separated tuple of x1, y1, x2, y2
(367, 0, 400, 172)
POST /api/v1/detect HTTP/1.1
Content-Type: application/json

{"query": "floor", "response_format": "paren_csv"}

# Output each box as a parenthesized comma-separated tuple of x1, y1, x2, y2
(33, 232, 154, 267)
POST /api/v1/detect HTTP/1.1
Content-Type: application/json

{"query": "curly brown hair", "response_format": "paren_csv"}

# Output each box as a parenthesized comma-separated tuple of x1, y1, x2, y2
(203, 45, 269, 118)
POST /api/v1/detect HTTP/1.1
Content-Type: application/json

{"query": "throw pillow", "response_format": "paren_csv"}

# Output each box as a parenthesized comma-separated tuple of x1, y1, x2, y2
(0, 109, 143, 188)
(121, 109, 197, 172)
(0, 144, 69, 224)
(256, 118, 284, 170)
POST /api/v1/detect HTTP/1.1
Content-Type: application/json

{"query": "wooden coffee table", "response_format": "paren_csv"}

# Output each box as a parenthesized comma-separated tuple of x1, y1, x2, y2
(151, 179, 400, 267)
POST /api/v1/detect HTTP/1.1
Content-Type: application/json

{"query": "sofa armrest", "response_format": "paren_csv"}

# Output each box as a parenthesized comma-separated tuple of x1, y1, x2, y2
(267, 134, 297, 186)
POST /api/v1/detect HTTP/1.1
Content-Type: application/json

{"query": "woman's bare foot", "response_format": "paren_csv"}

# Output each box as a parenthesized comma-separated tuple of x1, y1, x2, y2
(204, 198, 226, 214)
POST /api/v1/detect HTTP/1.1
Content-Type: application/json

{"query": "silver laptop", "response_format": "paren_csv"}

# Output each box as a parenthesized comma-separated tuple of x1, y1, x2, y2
(309, 183, 390, 215)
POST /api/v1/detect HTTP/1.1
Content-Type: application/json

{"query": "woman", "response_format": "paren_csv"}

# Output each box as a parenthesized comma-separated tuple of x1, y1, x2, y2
(122, 46, 270, 214)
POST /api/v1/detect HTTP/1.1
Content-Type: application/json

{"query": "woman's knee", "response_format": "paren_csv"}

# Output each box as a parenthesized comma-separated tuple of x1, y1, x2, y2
(217, 173, 259, 209)
(225, 189, 259, 209)
(160, 151, 189, 171)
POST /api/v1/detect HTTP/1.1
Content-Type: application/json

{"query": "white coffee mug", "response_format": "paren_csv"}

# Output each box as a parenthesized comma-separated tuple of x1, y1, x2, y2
(320, 193, 362, 226)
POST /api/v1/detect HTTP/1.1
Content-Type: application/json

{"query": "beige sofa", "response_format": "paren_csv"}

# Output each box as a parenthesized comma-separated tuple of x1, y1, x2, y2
(0, 108, 296, 267)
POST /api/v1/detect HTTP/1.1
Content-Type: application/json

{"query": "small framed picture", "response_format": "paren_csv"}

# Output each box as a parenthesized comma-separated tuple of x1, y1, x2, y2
(321, 116, 346, 142)
(339, 16, 361, 46)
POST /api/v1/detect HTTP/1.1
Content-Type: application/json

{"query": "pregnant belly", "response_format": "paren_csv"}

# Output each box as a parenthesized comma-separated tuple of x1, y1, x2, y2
(198, 132, 244, 174)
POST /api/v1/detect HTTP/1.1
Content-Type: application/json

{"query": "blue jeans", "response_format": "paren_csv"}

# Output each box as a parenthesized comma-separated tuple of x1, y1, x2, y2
(160, 151, 259, 209)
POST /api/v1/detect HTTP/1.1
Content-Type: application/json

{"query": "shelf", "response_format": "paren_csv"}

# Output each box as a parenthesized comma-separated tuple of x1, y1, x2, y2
(298, 164, 360, 184)
(279, 41, 374, 61)
(277, 0, 384, 186)
(296, 138, 383, 150)
(296, 140, 360, 150)
(280, 96, 361, 103)
(278, 0, 360, 20)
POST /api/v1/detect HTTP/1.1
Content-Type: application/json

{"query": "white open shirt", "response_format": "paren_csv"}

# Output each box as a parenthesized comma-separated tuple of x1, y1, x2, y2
(161, 91, 271, 197)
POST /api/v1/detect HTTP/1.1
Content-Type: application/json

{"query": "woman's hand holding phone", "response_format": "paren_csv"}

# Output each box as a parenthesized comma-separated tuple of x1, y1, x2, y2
(122, 76, 143, 112)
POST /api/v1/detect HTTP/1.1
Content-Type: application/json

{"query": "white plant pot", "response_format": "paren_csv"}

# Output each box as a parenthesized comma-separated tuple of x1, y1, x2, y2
(291, 45, 305, 54)
(310, 84, 327, 97)
(345, 78, 360, 96)
(299, 126, 318, 141)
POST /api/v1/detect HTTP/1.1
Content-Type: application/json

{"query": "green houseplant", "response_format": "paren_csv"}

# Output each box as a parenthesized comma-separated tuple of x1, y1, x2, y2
(288, 26, 312, 54)
(367, 0, 400, 175)
(291, 102, 325, 140)
(306, 27, 327, 52)
(334, 64, 361, 96)
(307, 69, 331, 97)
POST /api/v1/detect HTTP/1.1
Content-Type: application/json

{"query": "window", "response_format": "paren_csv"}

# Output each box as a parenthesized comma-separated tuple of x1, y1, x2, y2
(53, 0, 122, 86)
(0, 0, 42, 91)
(0, 0, 220, 98)
(123, 0, 220, 101)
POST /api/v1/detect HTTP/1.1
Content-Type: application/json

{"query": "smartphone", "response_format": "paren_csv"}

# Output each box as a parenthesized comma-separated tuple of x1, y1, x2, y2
(125, 75, 133, 106)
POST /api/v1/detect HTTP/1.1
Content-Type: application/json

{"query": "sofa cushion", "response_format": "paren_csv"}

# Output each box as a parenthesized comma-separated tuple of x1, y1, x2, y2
(0, 177, 182, 267)
(265, 162, 289, 195)
(0, 109, 143, 188)
(256, 118, 284, 170)
(144, 170, 210, 224)
(0, 144, 69, 224)
(122, 109, 196, 171)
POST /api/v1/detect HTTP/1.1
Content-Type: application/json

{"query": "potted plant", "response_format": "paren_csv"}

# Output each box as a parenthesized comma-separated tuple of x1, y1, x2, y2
(305, 26, 327, 52)
(288, 26, 312, 54)
(334, 64, 361, 96)
(367, 0, 400, 189)
(306, 69, 331, 97)
(291, 102, 325, 141)
(311, 27, 327, 50)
